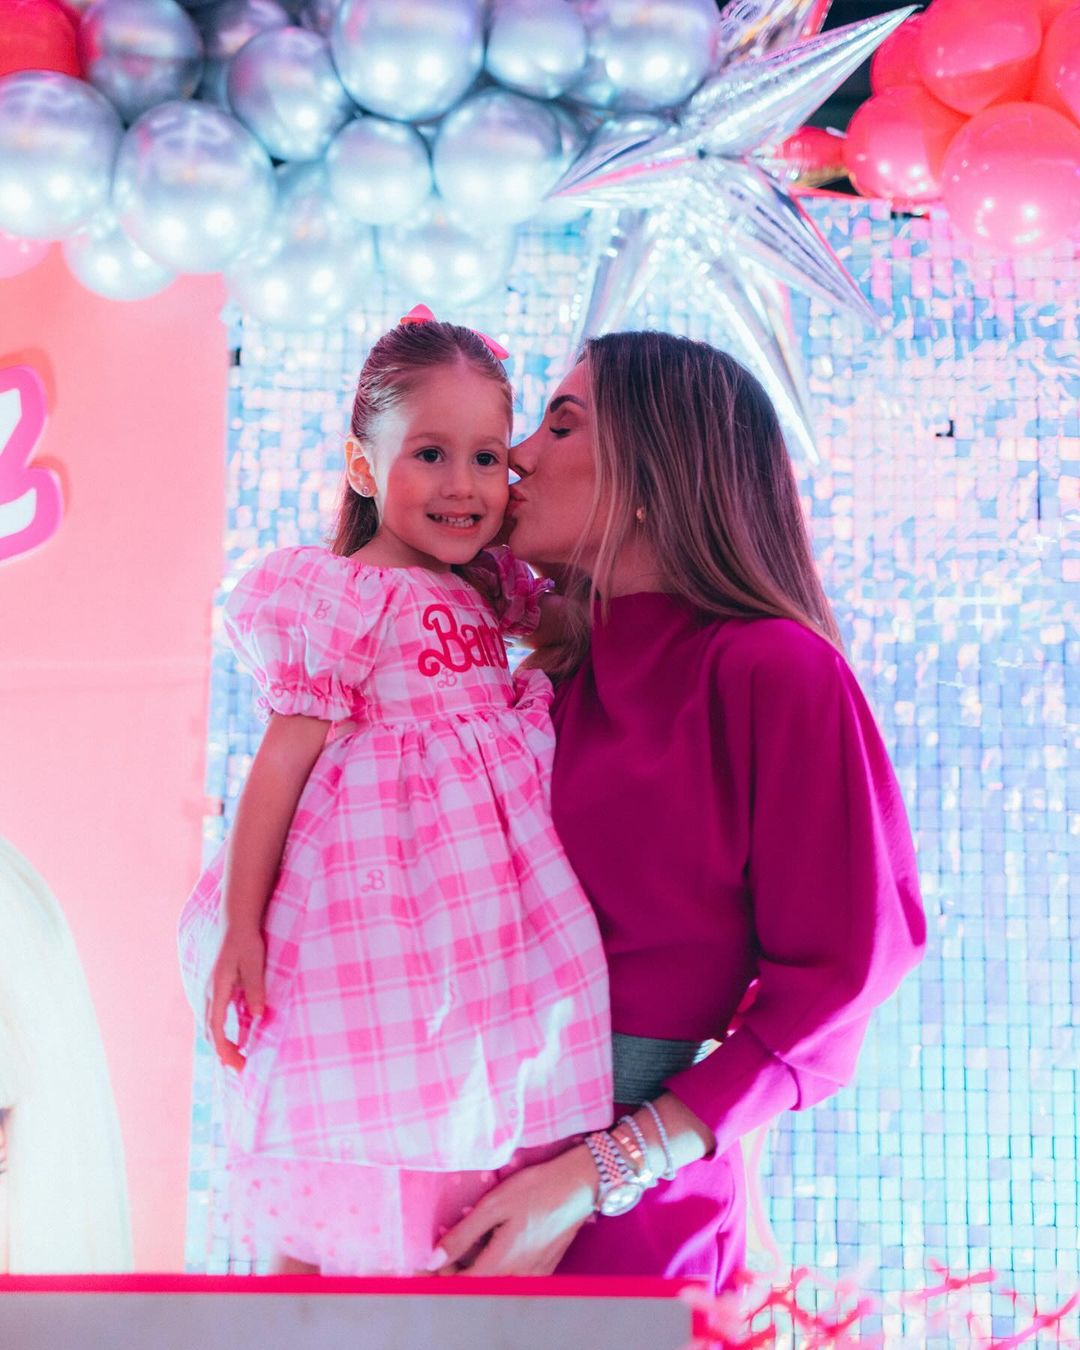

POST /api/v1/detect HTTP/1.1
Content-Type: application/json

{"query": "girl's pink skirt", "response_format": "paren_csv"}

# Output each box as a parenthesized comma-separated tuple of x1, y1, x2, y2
(227, 1141, 567, 1275)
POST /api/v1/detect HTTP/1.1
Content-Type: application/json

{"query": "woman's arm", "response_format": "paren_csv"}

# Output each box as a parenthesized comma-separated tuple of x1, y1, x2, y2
(208, 712, 329, 1070)
(431, 1091, 715, 1276)
(436, 632, 925, 1277)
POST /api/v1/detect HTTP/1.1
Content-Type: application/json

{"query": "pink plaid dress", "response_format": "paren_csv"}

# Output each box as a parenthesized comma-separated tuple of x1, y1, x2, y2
(178, 546, 611, 1271)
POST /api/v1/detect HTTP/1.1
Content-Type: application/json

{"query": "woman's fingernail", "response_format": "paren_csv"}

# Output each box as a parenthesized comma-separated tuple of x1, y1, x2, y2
(425, 1246, 449, 1272)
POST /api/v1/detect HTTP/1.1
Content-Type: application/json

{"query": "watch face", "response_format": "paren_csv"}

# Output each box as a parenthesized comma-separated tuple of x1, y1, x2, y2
(599, 1180, 643, 1217)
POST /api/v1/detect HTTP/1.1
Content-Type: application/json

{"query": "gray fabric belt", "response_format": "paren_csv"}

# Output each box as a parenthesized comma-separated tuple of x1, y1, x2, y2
(612, 1031, 714, 1106)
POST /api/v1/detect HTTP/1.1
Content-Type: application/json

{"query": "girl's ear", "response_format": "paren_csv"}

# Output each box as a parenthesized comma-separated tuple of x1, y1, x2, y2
(344, 436, 377, 499)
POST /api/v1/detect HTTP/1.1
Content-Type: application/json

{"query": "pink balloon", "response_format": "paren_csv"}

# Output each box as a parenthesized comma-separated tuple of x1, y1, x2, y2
(1032, 4, 1080, 125)
(1032, 0, 1075, 30)
(776, 125, 846, 181)
(916, 0, 1042, 115)
(845, 86, 967, 207)
(941, 100, 1080, 252)
(870, 15, 926, 94)
(0, 229, 49, 279)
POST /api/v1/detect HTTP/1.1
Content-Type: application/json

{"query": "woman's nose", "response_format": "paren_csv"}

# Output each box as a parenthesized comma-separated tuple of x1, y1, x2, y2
(510, 428, 539, 476)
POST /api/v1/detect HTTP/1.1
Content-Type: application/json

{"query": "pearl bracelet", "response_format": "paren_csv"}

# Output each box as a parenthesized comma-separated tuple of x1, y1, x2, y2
(641, 1098, 676, 1181)
(611, 1114, 657, 1187)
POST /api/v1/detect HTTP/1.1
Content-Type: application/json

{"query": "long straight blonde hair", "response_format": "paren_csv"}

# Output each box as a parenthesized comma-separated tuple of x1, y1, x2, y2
(539, 330, 841, 678)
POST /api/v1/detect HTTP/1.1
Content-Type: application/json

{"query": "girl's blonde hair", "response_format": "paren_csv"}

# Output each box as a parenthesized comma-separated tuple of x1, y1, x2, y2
(538, 330, 841, 679)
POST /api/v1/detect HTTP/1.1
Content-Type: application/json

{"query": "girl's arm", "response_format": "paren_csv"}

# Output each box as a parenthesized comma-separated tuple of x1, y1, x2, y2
(208, 712, 329, 1070)
(431, 1092, 715, 1276)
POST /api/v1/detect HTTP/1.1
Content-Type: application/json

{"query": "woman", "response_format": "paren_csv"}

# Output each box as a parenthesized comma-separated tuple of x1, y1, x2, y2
(433, 331, 925, 1288)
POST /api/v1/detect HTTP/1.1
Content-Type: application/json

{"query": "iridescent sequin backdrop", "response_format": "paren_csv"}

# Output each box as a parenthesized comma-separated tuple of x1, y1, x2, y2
(185, 200, 1079, 1329)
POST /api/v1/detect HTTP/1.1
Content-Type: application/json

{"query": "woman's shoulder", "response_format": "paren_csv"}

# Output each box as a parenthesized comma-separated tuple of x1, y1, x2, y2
(702, 615, 849, 696)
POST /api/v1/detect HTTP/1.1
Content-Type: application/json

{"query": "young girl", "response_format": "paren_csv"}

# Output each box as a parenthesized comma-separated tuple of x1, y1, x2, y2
(178, 308, 612, 1275)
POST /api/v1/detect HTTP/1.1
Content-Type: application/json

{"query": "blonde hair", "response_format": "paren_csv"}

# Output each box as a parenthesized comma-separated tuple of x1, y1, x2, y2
(537, 330, 841, 679)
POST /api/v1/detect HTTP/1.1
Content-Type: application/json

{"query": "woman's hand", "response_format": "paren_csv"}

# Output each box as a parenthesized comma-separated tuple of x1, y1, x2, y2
(433, 1144, 598, 1276)
(206, 925, 265, 1071)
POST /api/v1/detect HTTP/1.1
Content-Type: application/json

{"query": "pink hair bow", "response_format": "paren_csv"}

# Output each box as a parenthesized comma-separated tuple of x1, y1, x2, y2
(399, 303, 510, 362)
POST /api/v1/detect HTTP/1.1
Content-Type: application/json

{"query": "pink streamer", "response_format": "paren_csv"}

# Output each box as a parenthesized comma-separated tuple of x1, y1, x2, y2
(682, 1260, 1080, 1348)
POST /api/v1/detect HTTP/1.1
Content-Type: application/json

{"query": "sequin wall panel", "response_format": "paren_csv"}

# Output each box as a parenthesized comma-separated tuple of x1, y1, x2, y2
(185, 200, 1079, 1325)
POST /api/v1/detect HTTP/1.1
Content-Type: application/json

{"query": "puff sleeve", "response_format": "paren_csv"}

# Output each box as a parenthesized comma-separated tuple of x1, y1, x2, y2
(665, 626, 926, 1152)
(223, 547, 389, 723)
(471, 546, 554, 637)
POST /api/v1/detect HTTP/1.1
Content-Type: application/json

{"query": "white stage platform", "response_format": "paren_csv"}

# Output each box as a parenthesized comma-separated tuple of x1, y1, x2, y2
(0, 1274, 698, 1349)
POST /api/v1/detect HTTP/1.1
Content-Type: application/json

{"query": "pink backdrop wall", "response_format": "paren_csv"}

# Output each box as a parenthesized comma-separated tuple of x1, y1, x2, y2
(0, 251, 227, 1269)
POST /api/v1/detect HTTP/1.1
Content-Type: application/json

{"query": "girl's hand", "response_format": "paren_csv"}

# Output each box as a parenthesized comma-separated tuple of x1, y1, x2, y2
(433, 1145, 598, 1276)
(207, 926, 266, 1071)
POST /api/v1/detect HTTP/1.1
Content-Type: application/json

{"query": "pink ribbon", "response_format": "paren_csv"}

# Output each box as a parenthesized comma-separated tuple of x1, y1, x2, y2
(399, 303, 510, 361)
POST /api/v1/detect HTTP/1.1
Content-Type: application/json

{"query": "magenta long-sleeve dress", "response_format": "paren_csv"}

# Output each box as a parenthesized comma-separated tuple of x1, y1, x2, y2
(549, 594, 926, 1290)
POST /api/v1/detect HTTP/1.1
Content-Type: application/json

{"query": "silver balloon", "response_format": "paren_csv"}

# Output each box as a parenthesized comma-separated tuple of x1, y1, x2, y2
(571, 206, 663, 342)
(331, 0, 483, 123)
(548, 2, 918, 468)
(113, 100, 275, 272)
(78, 0, 204, 124)
(684, 9, 915, 156)
(551, 110, 671, 199)
(200, 0, 289, 59)
(669, 242, 818, 462)
(570, 0, 719, 110)
(326, 116, 432, 225)
(196, 0, 289, 106)
(296, 0, 338, 34)
(378, 200, 516, 304)
(685, 159, 875, 325)
(226, 163, 376, 328)
(715, 0, 831, 68)
(485, 0, 587, 100)
(534, 103, 590, 224)
(433, 88, 565, 227)
(197, 59, 231, 106)
(0, 73, 122, 240)
(227, 27, 353, 162)
(62, 209, 175, 300)
(551, 13, 915, 196)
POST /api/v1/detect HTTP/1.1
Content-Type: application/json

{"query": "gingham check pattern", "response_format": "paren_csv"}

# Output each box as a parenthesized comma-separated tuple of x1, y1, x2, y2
(179, 547, 612, 1171)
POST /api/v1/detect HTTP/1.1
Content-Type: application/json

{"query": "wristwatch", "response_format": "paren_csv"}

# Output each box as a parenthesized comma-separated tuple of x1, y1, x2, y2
(583, 1131, 646, 1217)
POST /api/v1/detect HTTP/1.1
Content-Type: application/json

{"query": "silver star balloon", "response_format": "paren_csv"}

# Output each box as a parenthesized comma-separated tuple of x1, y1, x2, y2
(714, 0, 832, 66)
(555, 5, 916, 457)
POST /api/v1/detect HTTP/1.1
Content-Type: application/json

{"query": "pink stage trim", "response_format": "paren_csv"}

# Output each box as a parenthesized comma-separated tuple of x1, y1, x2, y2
(0, 1273, 699, 1298)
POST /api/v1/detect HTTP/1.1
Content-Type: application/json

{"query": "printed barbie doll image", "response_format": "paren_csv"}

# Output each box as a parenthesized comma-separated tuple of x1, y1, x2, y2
(0, 837, 132, 1271)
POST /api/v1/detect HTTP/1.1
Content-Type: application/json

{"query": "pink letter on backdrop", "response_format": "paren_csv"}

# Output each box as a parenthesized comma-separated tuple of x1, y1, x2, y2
(0, 364, 62, 563)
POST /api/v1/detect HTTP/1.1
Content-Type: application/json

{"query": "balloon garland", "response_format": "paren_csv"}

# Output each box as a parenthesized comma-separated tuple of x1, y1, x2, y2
(3, 0, 1074, 451)
(845, 0, 1080, 254)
